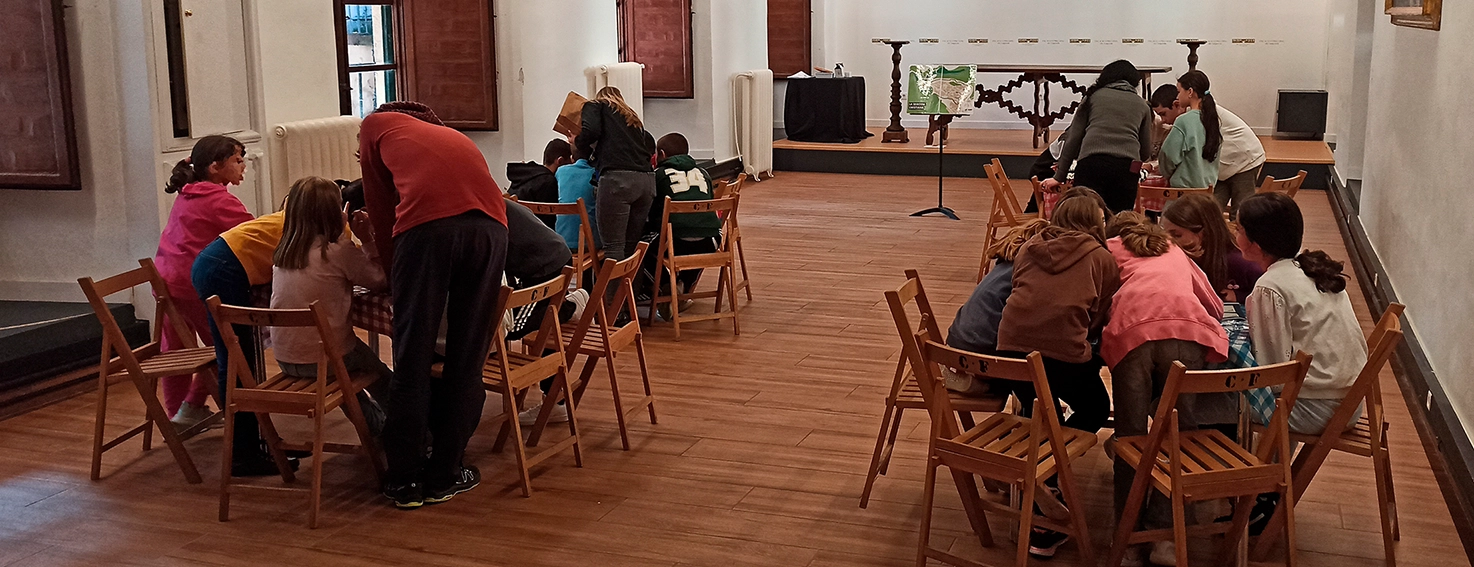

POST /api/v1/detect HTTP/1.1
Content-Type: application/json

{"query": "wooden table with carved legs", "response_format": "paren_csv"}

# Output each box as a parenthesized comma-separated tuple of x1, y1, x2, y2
(971, 65, 1173, 148)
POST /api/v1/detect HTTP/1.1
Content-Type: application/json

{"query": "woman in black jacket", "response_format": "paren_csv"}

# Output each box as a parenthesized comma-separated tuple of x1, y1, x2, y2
(574, 86, 656, 263)
(1040, 60, 1154, 213)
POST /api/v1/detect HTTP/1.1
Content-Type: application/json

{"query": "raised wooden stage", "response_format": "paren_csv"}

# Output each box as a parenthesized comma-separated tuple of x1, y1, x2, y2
(774, 127, 1335, 188)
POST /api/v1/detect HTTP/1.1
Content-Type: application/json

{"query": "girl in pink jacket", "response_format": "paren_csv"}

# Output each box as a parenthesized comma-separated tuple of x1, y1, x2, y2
(153, 135, 254, 429)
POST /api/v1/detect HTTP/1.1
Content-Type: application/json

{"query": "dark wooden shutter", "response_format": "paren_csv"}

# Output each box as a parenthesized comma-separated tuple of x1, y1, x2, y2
(618, 0, 694, 99)
(767, 0, 810, 77)
(0, 0, 80, 190)
(402, 0, 498, 130)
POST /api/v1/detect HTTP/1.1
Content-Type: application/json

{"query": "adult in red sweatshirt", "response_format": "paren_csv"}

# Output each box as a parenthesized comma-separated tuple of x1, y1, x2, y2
(359, 102, 507, 508)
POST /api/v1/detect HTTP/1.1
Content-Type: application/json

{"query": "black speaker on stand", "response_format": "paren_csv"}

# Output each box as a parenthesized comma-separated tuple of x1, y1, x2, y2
(1275, 90, 1328, 140)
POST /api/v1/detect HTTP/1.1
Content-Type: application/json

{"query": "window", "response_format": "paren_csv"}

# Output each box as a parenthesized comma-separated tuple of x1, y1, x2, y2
(618, 0, 694, 99)
(336, 1, 399, 117)
(767, 0, 811, 78)
(1386, 0, 1441, 30)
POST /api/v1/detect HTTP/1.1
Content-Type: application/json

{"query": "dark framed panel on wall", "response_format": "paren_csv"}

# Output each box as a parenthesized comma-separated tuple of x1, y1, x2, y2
(1, 0, 81, 190)
(1387, 0, 1441, 30)
(618, 0, 694, 99)
(767, 0, 811, 77)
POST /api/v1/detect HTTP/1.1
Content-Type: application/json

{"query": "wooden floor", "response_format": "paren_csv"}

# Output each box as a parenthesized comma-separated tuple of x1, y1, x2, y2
(774, 127, 1336, 164)
(0, 173, 1463, 566)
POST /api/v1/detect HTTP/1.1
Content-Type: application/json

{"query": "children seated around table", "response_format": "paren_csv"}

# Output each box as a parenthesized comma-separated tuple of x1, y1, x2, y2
(502, 200, 589, 424)
(1100, 211, 1230, 566)
(640, 132, 720, 314)
(944, 219, 1049, 395)
(507, 139, 573, 229)
(1157, 71, 1221, 190)
(1150, 84, 1266, 217)
(993, 194, 1120, 558)
(1162, 194, 1264, 301)
(154, 135, 254, 430)
(1237, 192, 1368, 435)
(268, 176, 391, 434)
(556, 141, 601, 257)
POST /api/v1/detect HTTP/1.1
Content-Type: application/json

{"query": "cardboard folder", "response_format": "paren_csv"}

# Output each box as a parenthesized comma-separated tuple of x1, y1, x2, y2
(554, 91, 588, 137)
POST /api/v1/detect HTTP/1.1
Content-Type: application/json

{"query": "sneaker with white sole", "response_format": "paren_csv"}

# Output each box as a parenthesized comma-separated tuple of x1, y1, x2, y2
(565, 289, 589, 323)
(518, 403, 568, 426)
(1027, 527, 1070, 558)
(1149, 540, 1178, 566)
(170, 401, 214, 432)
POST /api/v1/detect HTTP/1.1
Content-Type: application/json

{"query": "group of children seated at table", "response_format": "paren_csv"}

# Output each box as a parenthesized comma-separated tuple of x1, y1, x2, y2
(150, 123, 720, 477)
(947, 185, 1367, 564)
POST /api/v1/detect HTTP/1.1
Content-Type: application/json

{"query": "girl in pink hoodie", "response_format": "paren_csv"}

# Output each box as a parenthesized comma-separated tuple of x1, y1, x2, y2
(1101, 212, 1229, 563)
(153, 135, 254, 429)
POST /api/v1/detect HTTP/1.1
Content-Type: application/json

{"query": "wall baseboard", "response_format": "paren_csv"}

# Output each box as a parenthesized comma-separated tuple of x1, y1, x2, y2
(1327, 171, 1474, 556)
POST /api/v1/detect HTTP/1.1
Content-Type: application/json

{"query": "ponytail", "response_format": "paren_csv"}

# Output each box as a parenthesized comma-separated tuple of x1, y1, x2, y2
(1294, 250, 1348, 293)
(164, 135, 245, 194)
(1176, 70, 1221, 162)
(1106, 211, 1170, 257)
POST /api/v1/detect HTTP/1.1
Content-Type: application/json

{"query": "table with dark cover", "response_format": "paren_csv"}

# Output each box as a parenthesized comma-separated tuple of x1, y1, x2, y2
(783, 77, 872, 143)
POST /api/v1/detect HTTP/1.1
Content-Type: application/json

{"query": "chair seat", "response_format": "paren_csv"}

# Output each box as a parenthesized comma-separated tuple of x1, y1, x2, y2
(107, 347, 216, 380)
(1287, 414, 1379, 456)
(894, 374, 1009, 413)
(669, 251, 735, 270)
(561, 322, 636, 355)
(989, 212, 1041, 228)
(937, 413, 1097, 482)
(240, 373, 346, 413)
(483, 351, 563, 390)
(1113, 430, 1279, 498)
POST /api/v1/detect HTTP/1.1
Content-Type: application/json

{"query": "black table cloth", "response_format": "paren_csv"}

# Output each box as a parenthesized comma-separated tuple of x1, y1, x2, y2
(783, 77, 872, 143)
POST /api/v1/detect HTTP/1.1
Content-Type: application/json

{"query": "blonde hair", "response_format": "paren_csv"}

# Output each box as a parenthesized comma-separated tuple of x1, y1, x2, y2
(990, 219, 1050, 262)
(1106, 211, 1170, 257)
(274, 176, 344, 270)
(596, 86, 643, 129)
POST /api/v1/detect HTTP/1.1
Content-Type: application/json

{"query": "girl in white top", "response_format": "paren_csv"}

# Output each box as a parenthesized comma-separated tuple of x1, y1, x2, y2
(270, 176, 391, 428)
(1236, 192, 1367, 434)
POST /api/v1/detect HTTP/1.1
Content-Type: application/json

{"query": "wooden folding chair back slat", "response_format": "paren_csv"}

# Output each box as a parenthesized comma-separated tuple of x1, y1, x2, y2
(1257, 170, 1308, 199)
(1106, 352, 1314, 567)
(557, 242, 657, 451)
(648, 195, 741, 339)
(1134, 186, 1215, 213)
(478, 267, 582, 496)
(713, 173, 753, 301)
(1253, 303, 1406, 565)
(207, 298, 385, 528)
(78, 258, 220, 484)
(507, 197, 601, 290)
(885, 271, 1094, 567)
(861, 269, 1008, 508)
(978, 158, 1040, 281)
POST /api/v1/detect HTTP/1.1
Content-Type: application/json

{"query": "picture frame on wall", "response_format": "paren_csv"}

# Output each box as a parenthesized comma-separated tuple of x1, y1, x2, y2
(1386, 0, 1441, 30)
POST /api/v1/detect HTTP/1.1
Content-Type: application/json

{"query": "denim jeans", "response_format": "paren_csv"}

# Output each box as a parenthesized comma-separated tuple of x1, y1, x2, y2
(191, 237, 262, 458)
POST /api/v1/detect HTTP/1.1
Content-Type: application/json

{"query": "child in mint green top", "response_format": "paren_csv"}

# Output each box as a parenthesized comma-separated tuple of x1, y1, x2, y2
(1159, 70, 1223, 189)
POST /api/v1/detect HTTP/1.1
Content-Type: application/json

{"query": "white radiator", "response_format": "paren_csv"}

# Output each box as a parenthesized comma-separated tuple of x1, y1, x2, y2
(585, 62, 646, 121)
(733, 69, 774, 180)
(268, 116, 362, 207)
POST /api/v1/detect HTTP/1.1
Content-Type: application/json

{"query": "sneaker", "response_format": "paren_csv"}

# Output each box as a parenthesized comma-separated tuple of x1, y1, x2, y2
(518, 403, 569, 426)
(170, 401, 213, 432)
(424, 465, 480, 504)
(678, 298, 695, 312)
(1214, 493, 1278, 536)
(1027, 527, 1069, 558)
(1149, 540, 1178, 566)
(383, 482, 425, 509)
(565, 289, 589, 323)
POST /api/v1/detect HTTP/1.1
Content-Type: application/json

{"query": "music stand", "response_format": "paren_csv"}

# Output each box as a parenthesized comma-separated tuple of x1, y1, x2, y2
(912, 114, 959, 220)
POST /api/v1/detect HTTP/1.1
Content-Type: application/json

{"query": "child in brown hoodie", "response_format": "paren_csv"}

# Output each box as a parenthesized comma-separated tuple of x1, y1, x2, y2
(995, 192, 1121, 558)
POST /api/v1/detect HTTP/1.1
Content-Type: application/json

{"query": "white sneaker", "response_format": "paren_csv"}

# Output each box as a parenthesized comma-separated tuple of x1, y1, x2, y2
(170, 401, 214, 432)
(518, 403, 568, 426)
(1149, 540, 1178, 566)
(565, 289, 589, 323)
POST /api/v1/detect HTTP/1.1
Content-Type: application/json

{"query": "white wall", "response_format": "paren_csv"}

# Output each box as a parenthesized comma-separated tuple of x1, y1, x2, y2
(1357, 4, 1474, 432)
(780, 0, 1336, 134)
(253, 0, 340, 128)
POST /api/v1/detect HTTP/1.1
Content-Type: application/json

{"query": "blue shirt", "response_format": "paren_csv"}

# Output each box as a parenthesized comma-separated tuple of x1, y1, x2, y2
(946, 260, 1014, 354)
(554, 159, 599, 249)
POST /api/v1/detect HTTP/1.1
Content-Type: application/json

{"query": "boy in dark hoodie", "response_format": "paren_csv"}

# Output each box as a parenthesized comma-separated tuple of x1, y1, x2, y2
(641, 133, 720, 298)
(506, 139, 572, 229)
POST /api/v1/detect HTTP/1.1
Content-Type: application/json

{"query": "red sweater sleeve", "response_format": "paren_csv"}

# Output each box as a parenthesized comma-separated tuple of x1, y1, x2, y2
(359, 115, 399, 278)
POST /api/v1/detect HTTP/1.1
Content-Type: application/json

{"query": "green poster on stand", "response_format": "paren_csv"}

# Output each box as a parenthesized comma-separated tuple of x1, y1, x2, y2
(907, 64, 979, 115)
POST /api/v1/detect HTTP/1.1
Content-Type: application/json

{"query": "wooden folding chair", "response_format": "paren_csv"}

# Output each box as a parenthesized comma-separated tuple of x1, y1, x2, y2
(510, 198, 601, 290)
(1256, 170, 1308, 199)
(714, 173, 753, 302)
(1134, 186, 1215, 214)
(647, 194, 741, 339)
(476, 267, 582, 497)
(1252, 304, 1405, 565)
(1105, 352, 1314, 567)
(544, 242, 656, 451)
(860, 269, 1008, 509)
(78, 258, 221, 484)
(978, 158, 1039, 281)
(887, 279, 1097, 567)
(207, 298, 386, 528)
